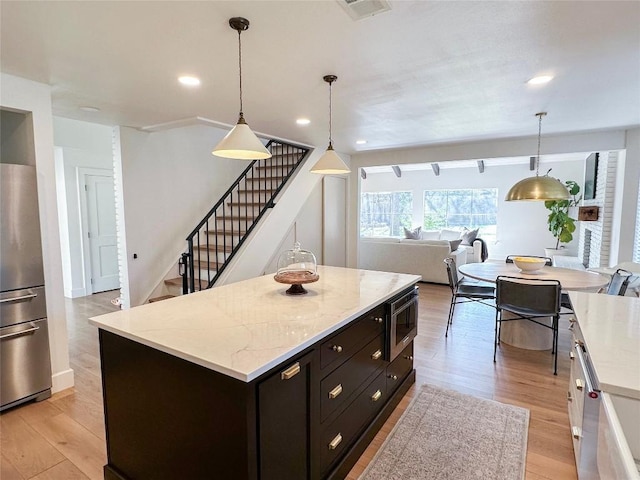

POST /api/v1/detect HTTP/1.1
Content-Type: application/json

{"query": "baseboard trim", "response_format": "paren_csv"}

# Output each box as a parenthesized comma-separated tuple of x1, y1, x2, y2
(65, 287, 87, 299)
(51, 368, 75, 393)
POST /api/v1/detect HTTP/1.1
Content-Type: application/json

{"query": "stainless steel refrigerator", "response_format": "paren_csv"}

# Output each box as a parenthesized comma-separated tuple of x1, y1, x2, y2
(0, 163, 52, 411)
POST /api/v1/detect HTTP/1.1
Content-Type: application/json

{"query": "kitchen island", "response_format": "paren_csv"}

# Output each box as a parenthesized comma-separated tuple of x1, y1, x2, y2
(567, 291, 640, 479)
(90, 266, 420, 480)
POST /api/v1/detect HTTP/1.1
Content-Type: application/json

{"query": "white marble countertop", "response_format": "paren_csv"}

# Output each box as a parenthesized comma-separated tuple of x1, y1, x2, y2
(569, 291, 640, 399)
(89, 266, 420, 382)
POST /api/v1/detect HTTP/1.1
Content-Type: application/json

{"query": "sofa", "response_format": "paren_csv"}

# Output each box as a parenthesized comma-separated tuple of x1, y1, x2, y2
(421, 228, 484, 263)
(359, 237, 468, 284)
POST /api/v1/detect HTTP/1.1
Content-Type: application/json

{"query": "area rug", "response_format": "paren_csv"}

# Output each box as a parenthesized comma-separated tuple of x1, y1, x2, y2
(359, 384, 529, 480)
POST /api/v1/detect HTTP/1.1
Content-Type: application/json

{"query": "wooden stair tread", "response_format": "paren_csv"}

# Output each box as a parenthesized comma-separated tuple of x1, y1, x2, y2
(215, 215, 257, 220)
(195, 243, 234, 252)
(192, 259, 222, 269)
(226, 202, 264, 207)
(244, 175, 284, 181)
(149, 295, 175, 303)
(236, 188, 275, 194)
(165, 277, 208, 289)
(203, 229, 247, 236)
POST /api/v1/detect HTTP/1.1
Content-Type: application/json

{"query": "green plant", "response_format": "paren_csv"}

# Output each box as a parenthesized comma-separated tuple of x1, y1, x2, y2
(544, 180, 582, 249)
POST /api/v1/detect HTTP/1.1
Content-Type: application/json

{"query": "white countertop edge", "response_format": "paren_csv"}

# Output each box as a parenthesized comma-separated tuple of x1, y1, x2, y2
(600, 383, 640, 402)
(90, 271, 420, 383)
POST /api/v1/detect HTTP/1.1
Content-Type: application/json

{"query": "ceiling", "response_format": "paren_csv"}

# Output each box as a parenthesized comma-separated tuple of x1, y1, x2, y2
(2, 1, 639, 154)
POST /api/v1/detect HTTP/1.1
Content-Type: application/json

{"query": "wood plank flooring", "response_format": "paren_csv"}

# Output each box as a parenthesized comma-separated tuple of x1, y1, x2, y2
(0, 284, 577, 479)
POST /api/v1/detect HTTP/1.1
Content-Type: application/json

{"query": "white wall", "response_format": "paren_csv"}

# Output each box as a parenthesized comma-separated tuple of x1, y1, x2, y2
(0, 73, 73, 393)
(361, 159, 585, 260)
(53, 117, 115, 297)
(117, 124, 250, 306)
(348, 129, 630, 267)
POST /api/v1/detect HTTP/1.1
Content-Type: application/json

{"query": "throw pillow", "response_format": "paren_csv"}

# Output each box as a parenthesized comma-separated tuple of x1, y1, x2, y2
(461, 228, 479, 246)
(440, 228, 462, 241)
(449, 239, 462, 251)
(403, 226, 422, 240)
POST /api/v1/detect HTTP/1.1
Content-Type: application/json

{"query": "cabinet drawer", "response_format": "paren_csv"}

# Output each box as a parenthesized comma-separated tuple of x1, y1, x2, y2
(321, 335, 385, 422)
(386, 342, 413, 394)
(320, 304, 385, 372)
(320, 371, 387, 474)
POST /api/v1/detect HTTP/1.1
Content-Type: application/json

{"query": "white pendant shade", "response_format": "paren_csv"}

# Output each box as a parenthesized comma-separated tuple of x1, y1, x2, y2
(505, 175, 570, 201)
(212, 118, 272, 160)
(310, 145, 351, 174)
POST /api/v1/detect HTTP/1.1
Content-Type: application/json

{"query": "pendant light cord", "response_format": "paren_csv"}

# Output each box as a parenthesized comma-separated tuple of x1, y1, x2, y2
(237, 30, 243, 117)
(328, 80, 333, 147)
(535, 112, 546, 177)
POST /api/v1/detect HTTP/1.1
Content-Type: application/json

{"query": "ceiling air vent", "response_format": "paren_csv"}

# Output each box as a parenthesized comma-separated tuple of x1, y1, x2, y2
(338, 0, 391, 21)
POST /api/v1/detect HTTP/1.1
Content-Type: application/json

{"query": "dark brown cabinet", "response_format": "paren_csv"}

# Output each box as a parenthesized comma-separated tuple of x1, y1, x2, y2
(98, 286, 417, 480)
(259, 352, 317, 480)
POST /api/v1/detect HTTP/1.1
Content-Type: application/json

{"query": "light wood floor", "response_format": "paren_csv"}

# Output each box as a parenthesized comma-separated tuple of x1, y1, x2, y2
(1, 284, 577, 479)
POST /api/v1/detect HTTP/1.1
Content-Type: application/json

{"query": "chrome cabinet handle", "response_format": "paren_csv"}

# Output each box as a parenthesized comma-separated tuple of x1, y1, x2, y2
(371, 390, 382, 402)
(328, 384, 343, 399)
(332, 345, 343, 353)
(567, 391, 572, 402)
(575, 379, 584, 391)
(569, 351, 575, 360)
(373, 317, 383, 323)
(404, 355, 413, 361)
(388, 374, 398, 381)
(371, 349, 382, 360)
(280, 362, 300, 380)
(0, 293, 38, 304)
(0, 324, 39, 340)
(328, 433, 342, 450)
(572, 426, 581, 440)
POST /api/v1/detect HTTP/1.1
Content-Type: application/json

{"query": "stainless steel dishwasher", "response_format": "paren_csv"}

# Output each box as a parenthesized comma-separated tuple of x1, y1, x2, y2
(0, 164, 52, 411)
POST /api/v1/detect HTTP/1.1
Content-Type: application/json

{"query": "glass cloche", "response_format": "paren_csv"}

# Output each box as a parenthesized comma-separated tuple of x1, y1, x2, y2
(274, 242, 319, 295)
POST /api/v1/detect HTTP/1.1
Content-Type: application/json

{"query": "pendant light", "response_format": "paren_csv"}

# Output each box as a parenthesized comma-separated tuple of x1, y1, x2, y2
(310, 75, 351, 175)
(212, 17, 271, 160)
(505, 112, 570, 201)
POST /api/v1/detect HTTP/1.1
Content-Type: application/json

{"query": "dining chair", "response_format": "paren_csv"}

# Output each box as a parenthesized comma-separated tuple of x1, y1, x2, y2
(443, 257, 496, 337)
(505, 255, 553, 266)
(494, 276, 562, 375)
(605, 268, 633, 296)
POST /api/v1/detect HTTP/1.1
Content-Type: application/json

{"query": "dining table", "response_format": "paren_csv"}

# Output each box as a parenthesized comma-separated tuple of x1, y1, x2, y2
(458, 261, 609, 350)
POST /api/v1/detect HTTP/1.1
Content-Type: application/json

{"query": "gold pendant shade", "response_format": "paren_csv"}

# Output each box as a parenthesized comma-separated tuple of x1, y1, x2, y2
(505, 175, 571, 201)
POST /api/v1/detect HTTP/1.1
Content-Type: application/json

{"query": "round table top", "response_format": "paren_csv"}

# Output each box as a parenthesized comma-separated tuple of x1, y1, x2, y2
(458, 261, 609, 291)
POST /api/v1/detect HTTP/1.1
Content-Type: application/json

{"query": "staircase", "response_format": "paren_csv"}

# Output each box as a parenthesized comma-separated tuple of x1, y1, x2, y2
(153, 140, 310, 301)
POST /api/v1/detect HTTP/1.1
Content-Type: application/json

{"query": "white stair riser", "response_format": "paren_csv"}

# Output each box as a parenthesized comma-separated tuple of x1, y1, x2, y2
(222, 205, 263, 216)
(214, 218, 256, 230)
(243, 179, 285, 190)
(231, 191, 273, 203)
(193, 251, 229, 264)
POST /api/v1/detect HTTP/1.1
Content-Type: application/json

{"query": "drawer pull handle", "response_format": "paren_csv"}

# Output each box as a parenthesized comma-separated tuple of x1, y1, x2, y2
(567, 391, 572, 402)
(0, 323, 40, 340)
(575, 379, 584, 391)
(404, 355, 413, 360)
(332, 345, 343, 353)
(371, 390, 382, 402)
(280, 362, 300, 380)
(374, 317, 383, 324)
(572, 426, 581, 440)
(371, 349, 382, 360)
(328, 384, 343, 399)
(569, 351, 575, 360)
(328, 433, 342, 450)
(0, 293, 38, 304)
(388, 374, 398, 381)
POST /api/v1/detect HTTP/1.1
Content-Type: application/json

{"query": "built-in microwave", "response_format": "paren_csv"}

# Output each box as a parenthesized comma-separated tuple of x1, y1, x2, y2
(387, 285, 419, 361)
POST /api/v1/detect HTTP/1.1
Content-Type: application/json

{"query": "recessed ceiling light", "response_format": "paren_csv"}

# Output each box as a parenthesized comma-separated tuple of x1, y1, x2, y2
(296, 118, 311, 125)
(79, 106, 100, 112)
(356, 140, 367, 145)
(527, 75, 553, 85)
(178, 76, 201, 86)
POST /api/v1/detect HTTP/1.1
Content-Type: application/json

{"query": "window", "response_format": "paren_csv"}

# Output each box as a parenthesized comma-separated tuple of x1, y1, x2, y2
(360, 191, 412, 237)
(423, 189, 498, 242)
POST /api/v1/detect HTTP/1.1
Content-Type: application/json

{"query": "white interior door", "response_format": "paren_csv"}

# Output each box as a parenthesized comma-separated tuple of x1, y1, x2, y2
(86, 173, 119, 293)
(323, 176, 347, 267)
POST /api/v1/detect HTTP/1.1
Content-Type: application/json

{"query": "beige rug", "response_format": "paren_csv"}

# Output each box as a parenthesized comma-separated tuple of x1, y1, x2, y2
(359, 384, 529, 480)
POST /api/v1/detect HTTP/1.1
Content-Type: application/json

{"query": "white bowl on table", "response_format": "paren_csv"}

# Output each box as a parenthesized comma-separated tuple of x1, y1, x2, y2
(513, 256, 547, 273)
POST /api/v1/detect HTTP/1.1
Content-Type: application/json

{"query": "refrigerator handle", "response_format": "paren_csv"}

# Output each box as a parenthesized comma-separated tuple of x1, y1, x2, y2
(0, 323, 40, 340)
(0, 293, 38, 304)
